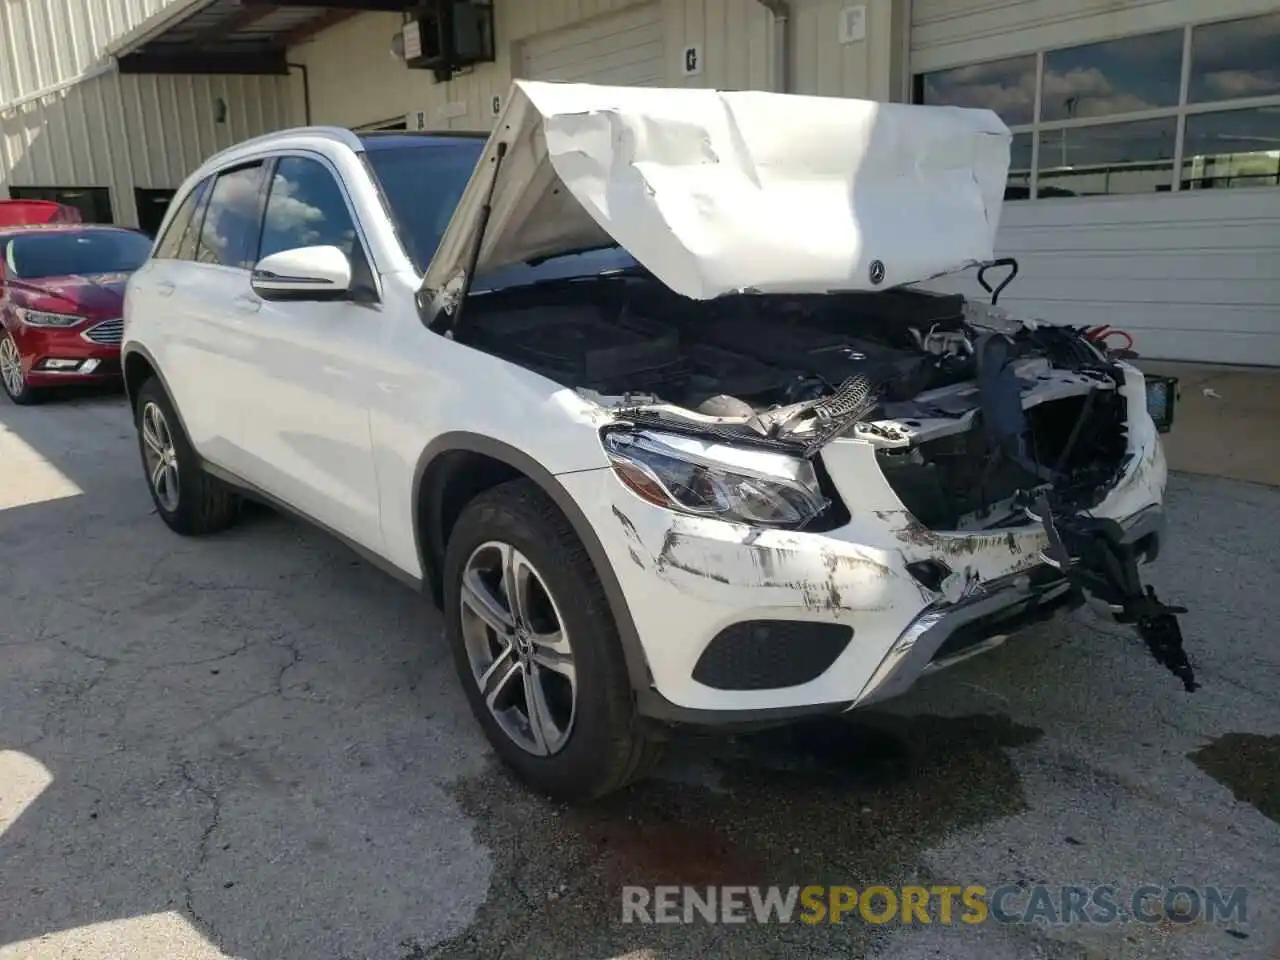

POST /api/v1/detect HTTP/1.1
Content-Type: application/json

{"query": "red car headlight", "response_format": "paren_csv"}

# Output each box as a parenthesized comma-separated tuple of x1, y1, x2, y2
(18, 307, 83, 328)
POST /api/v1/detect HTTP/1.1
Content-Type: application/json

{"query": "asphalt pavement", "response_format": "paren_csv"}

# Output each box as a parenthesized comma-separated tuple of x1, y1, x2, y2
(1, 389, 1277, 960)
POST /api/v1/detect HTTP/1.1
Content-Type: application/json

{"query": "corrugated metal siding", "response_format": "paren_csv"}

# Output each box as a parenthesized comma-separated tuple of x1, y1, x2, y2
(0, 0, 290, 227)
(791, 0, 898, 100)
(290, 0, 899, 132)
(922, 191, 1280, 366)
(0, 0, 194, 102)
(522, 5, 666, 85)
(911, 0, 1280, 71)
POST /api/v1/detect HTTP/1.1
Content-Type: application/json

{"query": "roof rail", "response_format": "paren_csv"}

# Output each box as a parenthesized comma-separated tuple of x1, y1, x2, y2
(204, 125, 364, 166)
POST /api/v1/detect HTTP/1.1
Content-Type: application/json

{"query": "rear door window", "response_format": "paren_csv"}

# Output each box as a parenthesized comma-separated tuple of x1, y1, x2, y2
(195, 163, 268, 269)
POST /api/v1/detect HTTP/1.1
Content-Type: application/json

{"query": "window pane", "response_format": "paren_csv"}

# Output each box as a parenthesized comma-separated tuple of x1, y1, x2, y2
(916, 55, 1037, 126)
(196, 164, 266, 269)
(1037, 117, 1177, 196)
(1189, 12, 1280, 103)
(8, 186, 113, 224)
(1182, 106, 1280, 189)
(1006, 132, 1033, 200)
(1042, 31, 1183, 121)
(259, 157, 358, 262)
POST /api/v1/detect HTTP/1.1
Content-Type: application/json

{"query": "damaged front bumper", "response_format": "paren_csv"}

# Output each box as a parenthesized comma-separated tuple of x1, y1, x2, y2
(557, 361, 1184, 726)
(559, 440, 1171, 726)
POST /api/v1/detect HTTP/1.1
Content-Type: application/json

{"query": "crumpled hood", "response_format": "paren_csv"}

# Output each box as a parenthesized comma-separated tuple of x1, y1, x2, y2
(12, 273, 130, 316)
(421, 80, 1011, 304)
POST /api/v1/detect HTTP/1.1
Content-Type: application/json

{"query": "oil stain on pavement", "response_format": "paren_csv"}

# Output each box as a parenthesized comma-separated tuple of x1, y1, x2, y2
(417, 712, 1042, 959)
(1188, 733, 1280, 825)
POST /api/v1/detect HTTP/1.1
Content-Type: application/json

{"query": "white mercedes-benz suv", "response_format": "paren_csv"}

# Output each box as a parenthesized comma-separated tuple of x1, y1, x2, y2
(122, 81, 1191, 801)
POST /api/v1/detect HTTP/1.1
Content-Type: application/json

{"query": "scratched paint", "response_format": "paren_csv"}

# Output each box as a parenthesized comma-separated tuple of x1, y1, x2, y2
(652, 530, 895, 614)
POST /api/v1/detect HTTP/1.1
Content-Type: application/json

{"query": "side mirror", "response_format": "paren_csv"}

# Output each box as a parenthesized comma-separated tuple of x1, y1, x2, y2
(251, 245, 352, 301)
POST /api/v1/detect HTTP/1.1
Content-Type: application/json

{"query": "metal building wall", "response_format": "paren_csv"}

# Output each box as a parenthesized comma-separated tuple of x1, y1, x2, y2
(288, 0, 900, 132)
(0, 0, 291, 227)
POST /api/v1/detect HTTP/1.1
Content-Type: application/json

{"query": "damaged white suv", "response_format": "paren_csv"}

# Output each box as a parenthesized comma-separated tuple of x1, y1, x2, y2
(122, 81, 1193, 801)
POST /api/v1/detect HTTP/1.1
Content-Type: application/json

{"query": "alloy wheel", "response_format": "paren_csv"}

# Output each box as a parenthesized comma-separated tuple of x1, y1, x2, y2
(0, 335, 24, 397)
(140, 401, 180, 513)
(459, 540, 578, 756)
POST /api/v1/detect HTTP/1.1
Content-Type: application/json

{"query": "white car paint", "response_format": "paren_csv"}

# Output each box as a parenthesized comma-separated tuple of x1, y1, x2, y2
(423, 80, 1011, 305)
(123, 92, 1167, 722)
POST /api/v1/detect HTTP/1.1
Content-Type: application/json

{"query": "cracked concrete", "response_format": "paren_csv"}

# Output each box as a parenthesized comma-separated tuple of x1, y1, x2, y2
(2, 390, 1279, 959)
(1, 392, 491, 959)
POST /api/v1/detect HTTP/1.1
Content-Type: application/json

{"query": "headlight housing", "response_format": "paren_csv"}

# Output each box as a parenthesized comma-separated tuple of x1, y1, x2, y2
(603, 429, 830, 528)
(18, 308, 84, 328)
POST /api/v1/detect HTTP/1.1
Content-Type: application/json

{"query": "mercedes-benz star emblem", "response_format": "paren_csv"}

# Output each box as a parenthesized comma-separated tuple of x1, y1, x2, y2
(869, 259, 886, 285)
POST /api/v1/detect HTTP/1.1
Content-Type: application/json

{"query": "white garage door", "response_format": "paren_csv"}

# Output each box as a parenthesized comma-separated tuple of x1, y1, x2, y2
(909, 0, 1280, 366)
(520, 5, 665, 86)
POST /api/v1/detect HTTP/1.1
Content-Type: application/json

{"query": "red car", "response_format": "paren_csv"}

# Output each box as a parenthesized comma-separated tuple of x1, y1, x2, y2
(0, 224, 153, 404)
(0, 199, 82, 227)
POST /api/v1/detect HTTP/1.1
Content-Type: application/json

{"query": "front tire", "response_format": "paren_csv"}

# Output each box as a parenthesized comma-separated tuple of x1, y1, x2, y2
(444, 479, 662, 802)
(134, 377, 239, 536)
(0, 331, 41, 405)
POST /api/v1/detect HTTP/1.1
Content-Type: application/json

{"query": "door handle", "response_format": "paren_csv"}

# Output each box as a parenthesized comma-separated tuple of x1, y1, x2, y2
(233, 295, 261, 314)
(156, 281, 175, 297)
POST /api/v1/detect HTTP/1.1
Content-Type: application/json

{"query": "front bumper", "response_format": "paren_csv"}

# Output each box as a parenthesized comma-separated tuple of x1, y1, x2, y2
(558, 367, 1168, 725)
(13, 321, 122, 385)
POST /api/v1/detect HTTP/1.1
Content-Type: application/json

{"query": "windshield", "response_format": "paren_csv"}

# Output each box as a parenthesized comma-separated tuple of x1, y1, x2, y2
(6, 229, 152, 279)
(361, 138, 637, 290)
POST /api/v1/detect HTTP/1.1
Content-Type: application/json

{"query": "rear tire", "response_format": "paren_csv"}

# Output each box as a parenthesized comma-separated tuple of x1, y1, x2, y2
(134, 377, 239, 536)
(443, 479, 663, 802)
(0, 332, 41, 405)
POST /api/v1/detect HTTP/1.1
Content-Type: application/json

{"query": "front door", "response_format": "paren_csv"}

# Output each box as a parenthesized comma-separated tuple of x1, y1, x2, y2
(233, 154, 384, 552)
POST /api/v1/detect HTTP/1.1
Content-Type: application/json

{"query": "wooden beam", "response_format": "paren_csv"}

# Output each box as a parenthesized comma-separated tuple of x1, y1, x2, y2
(189, 4, 277, 49)
(276, 9, 358, 48)
(117, 50, 290, 75)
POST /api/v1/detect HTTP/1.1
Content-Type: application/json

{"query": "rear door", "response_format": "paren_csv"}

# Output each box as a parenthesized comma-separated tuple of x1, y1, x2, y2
(233, 153, 383, 550)
(139, 163, 270, 470)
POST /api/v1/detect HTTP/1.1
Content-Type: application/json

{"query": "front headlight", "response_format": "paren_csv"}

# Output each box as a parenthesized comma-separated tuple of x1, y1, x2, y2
(18, 308, 84, 328)
(603, 430, 830, 528)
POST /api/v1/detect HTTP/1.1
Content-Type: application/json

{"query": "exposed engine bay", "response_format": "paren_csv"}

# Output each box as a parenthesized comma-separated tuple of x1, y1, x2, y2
(455, 267, 1197, 693)
(460, 272, 1131, 531)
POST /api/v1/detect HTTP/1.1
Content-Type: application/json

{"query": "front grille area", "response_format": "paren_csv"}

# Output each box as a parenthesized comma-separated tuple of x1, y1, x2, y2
(876, 391, 1129, 529)
(692, 620, 853, 691)
(82, 318, 123, 345)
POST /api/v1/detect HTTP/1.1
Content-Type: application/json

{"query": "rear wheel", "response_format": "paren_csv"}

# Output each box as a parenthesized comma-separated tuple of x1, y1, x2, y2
(0, 332, 41, 405)
(134, 377, 239, 536)
(444, 479, 663, 801)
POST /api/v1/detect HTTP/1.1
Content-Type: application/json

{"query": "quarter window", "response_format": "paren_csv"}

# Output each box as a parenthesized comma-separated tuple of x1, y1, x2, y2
(258, 156, 359, 261)
(913, 11, 1280, 199)
(153, 178, 210, 261)
(196, 163, 267, 268)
